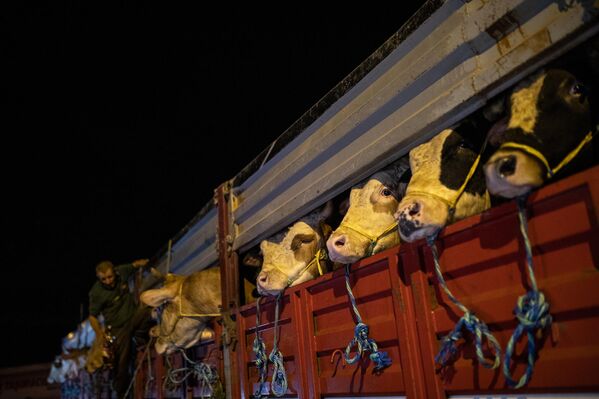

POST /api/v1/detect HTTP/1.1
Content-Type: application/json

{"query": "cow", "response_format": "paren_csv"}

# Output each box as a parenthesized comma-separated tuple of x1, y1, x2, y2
(47, 355, 86, 384)
(326, 158, 411, 264)
(48, 318, 104, 384)
(395, 116, 492, 243)
(256, 201, 334, 296)
(139, 267, 221, 355)
(484, 68, 594, 198)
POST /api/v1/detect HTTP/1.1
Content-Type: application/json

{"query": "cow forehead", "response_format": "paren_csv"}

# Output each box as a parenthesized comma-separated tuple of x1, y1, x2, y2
(350, 179, 383, 205)
(508, 71, 546, 134)
(410, 129, 450, 170)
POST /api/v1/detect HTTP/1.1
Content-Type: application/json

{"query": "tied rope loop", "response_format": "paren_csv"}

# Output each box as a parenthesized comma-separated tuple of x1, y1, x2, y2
(269, 293, 288, 397)
(179, 349, 223, 396)
(252, 297, 268, 399)
(426, 233, 501, 369)
(503, 196, 553, 388)
(343, 264, 392, 371)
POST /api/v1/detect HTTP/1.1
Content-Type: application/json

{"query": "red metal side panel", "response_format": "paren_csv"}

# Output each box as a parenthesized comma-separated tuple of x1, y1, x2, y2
(188, 323, 224, 398)
(300, 249, 424, 397)
(411, 165, 599, 396)
(135, 349, 162, 399)
(238, 291, 306, 398)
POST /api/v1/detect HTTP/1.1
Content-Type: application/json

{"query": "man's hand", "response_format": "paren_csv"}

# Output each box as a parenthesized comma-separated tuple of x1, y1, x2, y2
(132, 258, 149, 268)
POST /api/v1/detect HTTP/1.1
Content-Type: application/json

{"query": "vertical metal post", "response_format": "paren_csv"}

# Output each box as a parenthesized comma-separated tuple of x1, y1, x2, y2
(215, 182, 241, 399)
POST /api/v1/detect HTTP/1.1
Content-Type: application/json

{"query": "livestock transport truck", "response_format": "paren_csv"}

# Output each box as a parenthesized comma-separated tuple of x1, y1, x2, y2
(130, 1, 599, 398)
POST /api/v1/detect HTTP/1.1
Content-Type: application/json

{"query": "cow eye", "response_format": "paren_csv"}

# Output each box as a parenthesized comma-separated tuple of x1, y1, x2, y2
(570, 82, 585, 97)
(381, 187, 393, 197)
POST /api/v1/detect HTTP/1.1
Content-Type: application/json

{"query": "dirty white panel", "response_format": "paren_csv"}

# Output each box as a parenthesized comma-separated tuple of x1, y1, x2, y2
(232, 0, 598, 253)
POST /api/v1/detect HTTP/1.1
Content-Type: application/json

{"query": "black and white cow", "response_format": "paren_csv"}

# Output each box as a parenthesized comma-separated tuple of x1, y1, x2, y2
(395, 116, 492, 242)
(484, 69, 595, 198)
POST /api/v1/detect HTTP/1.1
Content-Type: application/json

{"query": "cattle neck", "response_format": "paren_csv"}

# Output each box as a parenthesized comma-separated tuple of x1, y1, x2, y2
(176, 280, 221, 318)
(155, 279, 221, 343)
(499, 130, 594, 179)
(338, 221, 398, 257)
(270, 248, 327, 288)
(406, 134, 488, 223)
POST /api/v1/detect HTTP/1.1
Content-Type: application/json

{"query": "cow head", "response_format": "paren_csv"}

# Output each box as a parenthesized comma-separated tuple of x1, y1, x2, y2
(396, 120, 491, 243)
(327, 157, 411, 264)
(140, 268, 221, 355)
(256, 202, 333, 296)
(484, 69, 593, 198)
(62, 319, 97, 353)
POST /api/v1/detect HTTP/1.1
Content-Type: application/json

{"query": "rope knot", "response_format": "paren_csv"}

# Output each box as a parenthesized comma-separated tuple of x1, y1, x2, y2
(436, 311, 501, 369)
(514, 291, 552, 331)
(369, 350, 393, 371)
(269, 348, 288, 397)
(253, 336, 268, 371)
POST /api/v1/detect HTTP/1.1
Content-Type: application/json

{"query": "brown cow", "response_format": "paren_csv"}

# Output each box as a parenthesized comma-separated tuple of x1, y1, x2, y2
(140, 267, 221, 355)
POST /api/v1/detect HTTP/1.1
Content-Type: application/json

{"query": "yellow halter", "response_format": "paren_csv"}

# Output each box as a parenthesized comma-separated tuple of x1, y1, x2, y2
(404, 148, 483, 222)
(269, 249, 327, 287)
(337, 221, 398, 256)
(177, 280, 221, 318)
(499, 131, 594, 179)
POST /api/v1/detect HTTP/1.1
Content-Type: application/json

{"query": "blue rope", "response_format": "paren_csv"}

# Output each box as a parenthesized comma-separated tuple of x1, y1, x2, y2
(503, 196, 553, 388)
(269, 293, 288, 397)
(426, 233, 501, 369)
(343, 264, 392, 371)
(252, 297, 268, 398)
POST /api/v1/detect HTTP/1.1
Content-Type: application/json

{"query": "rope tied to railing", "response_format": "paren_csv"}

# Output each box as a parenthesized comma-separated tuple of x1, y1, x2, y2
(179, 349, 223, 397)
(252, 297, 268, 398)
(343, 264, 392, 371)
(503, 195, 553, 389)
(269, 293, 288, 397)
(426, 233, 501, 369)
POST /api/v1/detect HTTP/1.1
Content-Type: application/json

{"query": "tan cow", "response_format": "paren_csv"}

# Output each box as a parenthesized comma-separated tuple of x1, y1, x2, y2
(140, 267, 221, 355)
(256, 202, 334, 296)
(326, 158, 411, 264)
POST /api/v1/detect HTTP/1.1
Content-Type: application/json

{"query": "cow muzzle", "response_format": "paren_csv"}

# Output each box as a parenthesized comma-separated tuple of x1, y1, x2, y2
(395, 197, 448, 242)
(484, 149, 544, 198)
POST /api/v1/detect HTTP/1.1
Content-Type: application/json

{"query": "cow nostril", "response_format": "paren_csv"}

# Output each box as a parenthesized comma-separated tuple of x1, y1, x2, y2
(409, 202, 421, 216)
(334, 236, 346, 247)
(497, 155, 517, 177)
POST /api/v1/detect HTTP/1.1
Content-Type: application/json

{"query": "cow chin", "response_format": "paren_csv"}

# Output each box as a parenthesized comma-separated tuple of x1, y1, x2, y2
(484, 150, 545, 198)
(256, 280, 285, 297)
(154, 339, 169, 355)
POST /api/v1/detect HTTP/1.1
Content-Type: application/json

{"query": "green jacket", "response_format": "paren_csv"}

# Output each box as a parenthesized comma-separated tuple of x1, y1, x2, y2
(88, 263, 137, 331)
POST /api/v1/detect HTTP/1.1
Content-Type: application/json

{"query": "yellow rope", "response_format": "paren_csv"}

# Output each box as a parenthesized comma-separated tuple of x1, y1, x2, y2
(177, 281, 221, 318)
(339, 221, 398, 245)
(270, 249, 326, 287)
(499, 130, 594, 178)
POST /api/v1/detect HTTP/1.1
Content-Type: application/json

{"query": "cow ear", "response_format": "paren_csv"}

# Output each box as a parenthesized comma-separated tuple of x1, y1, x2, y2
(140, 286, 178, 307)
(487, 116, 509, 147)
(318, 200, 334, 221)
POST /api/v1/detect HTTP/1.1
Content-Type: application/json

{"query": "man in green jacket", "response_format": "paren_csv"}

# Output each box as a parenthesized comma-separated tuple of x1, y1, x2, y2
(88, 259, 153, 398)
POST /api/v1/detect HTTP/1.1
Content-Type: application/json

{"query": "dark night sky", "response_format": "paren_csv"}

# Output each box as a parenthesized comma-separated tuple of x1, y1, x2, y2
(1, 2, 426, 367)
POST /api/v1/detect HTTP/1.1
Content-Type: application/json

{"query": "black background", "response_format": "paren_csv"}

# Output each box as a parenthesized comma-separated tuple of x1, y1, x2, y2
(1, 2, 426, 367)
